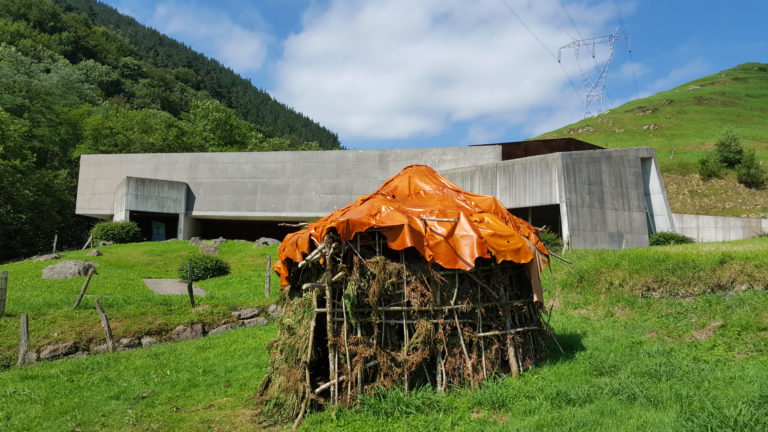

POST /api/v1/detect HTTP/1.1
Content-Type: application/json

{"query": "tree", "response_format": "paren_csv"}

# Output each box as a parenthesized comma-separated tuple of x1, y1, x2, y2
(715, 127, 744, 168)
(736, 150, 766, 189)
(698, 153, 724, 181)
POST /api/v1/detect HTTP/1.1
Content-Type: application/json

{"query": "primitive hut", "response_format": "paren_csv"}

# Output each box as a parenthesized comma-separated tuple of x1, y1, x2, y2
(258, 164, 551, 425)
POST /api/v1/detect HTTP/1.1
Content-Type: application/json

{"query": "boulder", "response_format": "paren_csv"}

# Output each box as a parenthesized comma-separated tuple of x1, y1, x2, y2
(34, 253, 62, 262)
(90, 343, 111, 354)
(268, 304, 285, 318)
(208, 322, 244, 336)
(232, 307, 261, 320)
(86, 249, 103, 257)
(42, 261, 97, 279)
(119, 338, 140, 349)
(199, 245, 220, 255)
(243, 317, 269, 327)
(253, 237, 280, 247)
(98, 241, 114, 247)
(39, 341, 78, 360)
(24, 351, 39, 364)
(171, 323, 205, 340)
(189, 237, 202, 245)
(141, 336, 160, 348)
(211, 237, 227, 245)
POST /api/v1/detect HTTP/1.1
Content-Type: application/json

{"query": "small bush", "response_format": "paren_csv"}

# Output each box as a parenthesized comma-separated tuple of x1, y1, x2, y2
(538, 228, 563, 252)
(698, 153, 724, 181)
(736, 150, 766, 189)
(649, 232, 695, 246)
(715, 127, 744, 168)
(179, 254, 230, 282)
(91, 221, 143, 244)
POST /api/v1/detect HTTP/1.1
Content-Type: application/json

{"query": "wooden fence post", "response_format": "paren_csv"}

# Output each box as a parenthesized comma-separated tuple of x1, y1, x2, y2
(0, 271, 7, 317)
(52, 234, 58, 254)
(264, 255, 271, 298)
(17, 314, 28, 366)
(82, 233, 93, 250)
(94, 299, 116, 353)
(186, 261, 195, 307)
(73, 267, 95, 309)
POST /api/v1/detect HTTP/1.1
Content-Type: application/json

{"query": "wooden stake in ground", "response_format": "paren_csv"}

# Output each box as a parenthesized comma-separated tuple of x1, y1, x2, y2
(94, 299, 116, 353)
(264, 255, 272, 298)
(52, 234, 58, 254)
(17, 314, 28, 366)
(82, 233, 93, 250)
(186, 261, 195, 308)
(72, 267, 95, 309)
(0, 270, 7, 317)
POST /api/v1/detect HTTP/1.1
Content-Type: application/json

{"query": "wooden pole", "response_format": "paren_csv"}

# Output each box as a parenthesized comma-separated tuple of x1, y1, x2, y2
(17, 314, 28, 366)
(264, 255, 272, 298)
(94, 299, 116, 353)
(82, 233, 92, 250)
(72, 267, 95, 309)
(52, 234, 58, 254)
(186, 261, 195, 308)
(0, 270, 7, 317)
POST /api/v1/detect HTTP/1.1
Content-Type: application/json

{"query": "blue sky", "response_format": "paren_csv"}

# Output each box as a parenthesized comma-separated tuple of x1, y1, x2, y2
(101, 0, 767, 150)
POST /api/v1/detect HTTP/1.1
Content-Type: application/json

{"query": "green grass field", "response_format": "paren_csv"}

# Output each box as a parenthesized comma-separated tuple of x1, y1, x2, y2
(1, 239, 767, 431)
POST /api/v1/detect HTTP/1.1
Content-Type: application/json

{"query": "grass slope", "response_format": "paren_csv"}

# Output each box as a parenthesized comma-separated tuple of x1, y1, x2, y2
(2, 239, 768, 431)
(538, 62, 768, 216)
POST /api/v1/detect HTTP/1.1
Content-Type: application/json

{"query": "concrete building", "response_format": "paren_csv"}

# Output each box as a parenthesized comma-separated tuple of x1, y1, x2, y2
(76, 138, 677, 249)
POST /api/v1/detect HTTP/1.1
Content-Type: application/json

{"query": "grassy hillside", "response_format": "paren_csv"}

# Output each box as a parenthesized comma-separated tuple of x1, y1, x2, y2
(538, 62, 768, 216)
(2, 239, 767, 431)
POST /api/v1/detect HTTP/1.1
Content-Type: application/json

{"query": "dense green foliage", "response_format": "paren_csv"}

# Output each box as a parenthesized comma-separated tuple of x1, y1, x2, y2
(2, 240, 768, 430)
(90, 221, 142, 244)
(649, 231, 695, 246)
(697, 153, 725, 180)
(538, 227, 563, 252)
(714, 127, 744, 168)
(0, 0, 339, 261)
(736, 150, 767, 189)
(179, 254, 231, 282)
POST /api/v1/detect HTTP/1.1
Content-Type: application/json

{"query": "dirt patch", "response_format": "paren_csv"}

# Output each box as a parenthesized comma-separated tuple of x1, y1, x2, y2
(663, 172, 768, 216)
(691, 321, 725, 342)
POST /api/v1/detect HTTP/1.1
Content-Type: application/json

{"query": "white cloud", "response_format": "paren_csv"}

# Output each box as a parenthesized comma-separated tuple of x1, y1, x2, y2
(642, 59, 709, 97)
(149, 2, 269, 73)
(274, 0, 615, 142)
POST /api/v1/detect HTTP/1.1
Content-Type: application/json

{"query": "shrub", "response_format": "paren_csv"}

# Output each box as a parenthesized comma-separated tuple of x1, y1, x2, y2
(179, 254, 230, 282)
(715, 127, 744, 168)
(91, 221, 143, 244)
(736, 150, 766, 189)
(698, 153, 724, 181)
(538, 228, 563, 252)
(649, 232, 694, 246)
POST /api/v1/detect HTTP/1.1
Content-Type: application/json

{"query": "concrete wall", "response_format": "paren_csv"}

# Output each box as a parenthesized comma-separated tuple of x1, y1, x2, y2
(673, 213, 768, 242)
(76, 146, 501, 220)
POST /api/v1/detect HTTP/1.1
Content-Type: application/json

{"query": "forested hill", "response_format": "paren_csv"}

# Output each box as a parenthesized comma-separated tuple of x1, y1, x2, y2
(0, 0, 339, 262)
(55, 0, 340, 150)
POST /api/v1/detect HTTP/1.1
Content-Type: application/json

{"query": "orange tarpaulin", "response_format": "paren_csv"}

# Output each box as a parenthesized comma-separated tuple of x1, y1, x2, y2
(275, 164, 549, 293)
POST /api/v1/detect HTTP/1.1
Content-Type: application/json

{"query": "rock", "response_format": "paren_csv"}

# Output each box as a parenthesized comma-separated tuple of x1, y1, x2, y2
(641, 123, 659, 131)
(98, 241, 114, 247)
(34, 253, 62, 262)
(189, 237, 202, 245)
(268, 304, 284, 318)
(86, 249, 103, 256)
(141, 336, 160, 348)
(211, 237, 227, 245)
(231, 307, 261, 320)
(39, 341, 78, 360)
(243, 317, 269, 327)
(119, 338, 140, 349)
(91, 343, 111, 354)
(194, 304, 211, 312)
(208, 322, 244, 336)
(199, 245, 220, 255)
(663, 99, 674, 105)
(24, 351, 39, 364)
(66, 351, 89, 359)
(615, 129, 625, 133)
(253, 237, 280, 247)
(42, 260, 98, 279)
(688, 85, 701, 90)
(171, 323, 205, 340)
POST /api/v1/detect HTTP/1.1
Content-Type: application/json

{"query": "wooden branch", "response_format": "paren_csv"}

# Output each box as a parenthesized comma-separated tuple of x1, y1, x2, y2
(264, 255, 272, 298)
(186, 261, 195, 308)
(72, 267, 95, 309)
(476, 327, 541, 337)
(314, 360, 378, 394)
(303, 283, 327, 290)
(82, 233, 92, 250)
(466, 272, 501, 300)
(298, 243, 326, 269)
(549, 251, 574, 265)
(0, 271, 7, 317)
(17, 314, 28, 367)
(94, 299, 116, 353)
(331, 271, 346, 283)
(332, 317, 473, 324)
(279, 222, 308, 228)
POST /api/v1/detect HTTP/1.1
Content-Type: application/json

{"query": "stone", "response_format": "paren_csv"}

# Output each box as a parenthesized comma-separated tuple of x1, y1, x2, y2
(231, 307, 261, 320)
(688, 85, 701, 90)
(24, 351, 39, 364)
(208, 322, 244, 336)
(42, 260, 98, 279)
(615, 129, 625, 134)
(34, 253, 62, 262)
(119, 338, 140, 349)
(211, 236, 227, 245)
(39, 341, 78, 360)
(171, 323, 205, 340)
(268, 304, 284, 318)
(253, 237, 280, 247)
(641, 123, 659, 131)
(194, 304, 211, 311)
(189, 237, 202, 245)
(86, 249, 103, 256)
(199, 245, 220, 255)
(141, 336, 160, 348)
(91, 343, 111, 354)
(67, 351, 88, 359)
(98, 241, 114, 247)
(243, 317, 269, 327)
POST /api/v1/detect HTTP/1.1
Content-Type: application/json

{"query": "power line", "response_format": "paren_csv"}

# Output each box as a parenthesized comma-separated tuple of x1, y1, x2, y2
(613, 0, 640, 98)
(558, 0, 584, 40)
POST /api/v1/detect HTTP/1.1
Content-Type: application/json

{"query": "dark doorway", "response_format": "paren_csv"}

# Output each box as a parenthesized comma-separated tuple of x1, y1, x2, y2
(129, 211, 178, 241)
(508, 204, 562, 236)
